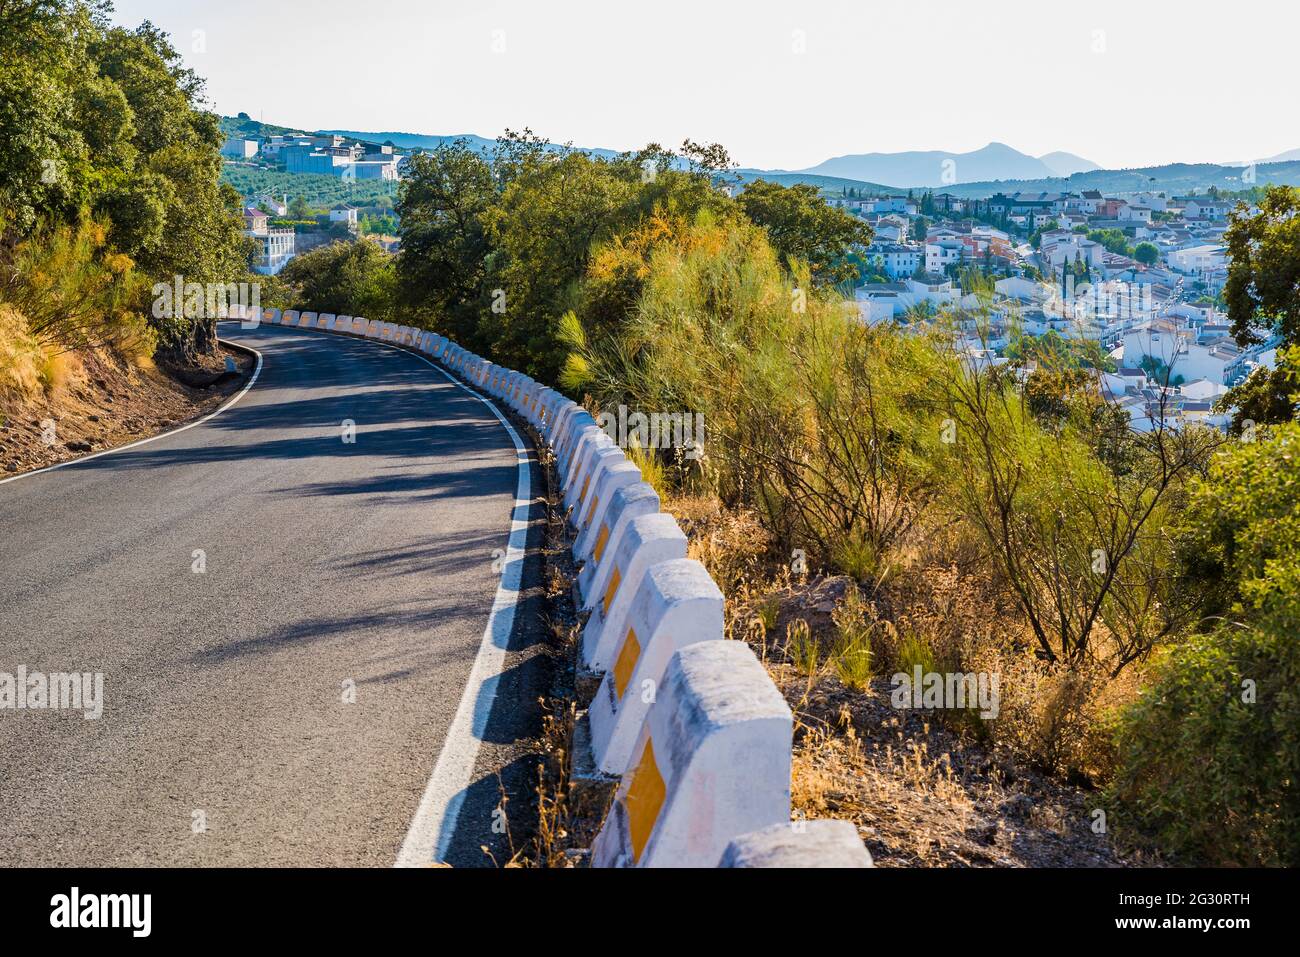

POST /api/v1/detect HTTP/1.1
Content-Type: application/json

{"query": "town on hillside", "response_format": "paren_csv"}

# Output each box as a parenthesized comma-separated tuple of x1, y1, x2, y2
(224, 130, 406, 277)
(842, 187, 1269, 432)
(225, 122, 1271, 437)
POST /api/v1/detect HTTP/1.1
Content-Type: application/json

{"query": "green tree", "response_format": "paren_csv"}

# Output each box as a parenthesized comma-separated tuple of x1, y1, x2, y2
(0, 4, 248, 361)
(395, 140, 499, 347)
(1219, 186, 1300, 423)
(279, 238, 398, 323)
(735, 180, 873, 287)
(480, 149, 639, 379)
(1133, 241, 1159, 265)
(1110, 421, 1300, 865)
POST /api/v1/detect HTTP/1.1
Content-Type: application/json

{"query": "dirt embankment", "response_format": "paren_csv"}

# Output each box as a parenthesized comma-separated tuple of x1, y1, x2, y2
(0, 345, 254, 477)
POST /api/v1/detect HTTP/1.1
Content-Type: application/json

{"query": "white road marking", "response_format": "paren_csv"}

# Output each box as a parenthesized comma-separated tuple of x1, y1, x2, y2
(0, 337, 264, 487)
(378, 342, 533, 867)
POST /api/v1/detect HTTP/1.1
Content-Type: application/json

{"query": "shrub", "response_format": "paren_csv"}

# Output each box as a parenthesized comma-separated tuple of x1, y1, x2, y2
(1107, 620, 1300, 865)
(2, 218, 153, 356)
(784, 618, 819, 677)
(0, 304, 44, 397)
(1109, 421, 1300, 864)
(831, 584, 874, 691)
(279, 238, 398, 323)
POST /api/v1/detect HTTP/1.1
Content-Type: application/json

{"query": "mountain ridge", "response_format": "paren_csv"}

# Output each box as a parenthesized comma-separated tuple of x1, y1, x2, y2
(219, 115, 1300, 199)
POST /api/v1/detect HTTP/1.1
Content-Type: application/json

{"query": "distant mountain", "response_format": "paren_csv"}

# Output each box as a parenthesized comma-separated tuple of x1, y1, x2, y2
(739, 160, 1300, 201)
(223, 114, 1299, 202)
(1261, 146, 1300, 164)
(1037, 151, 1100, 177)
(790, 142, 1074, 188)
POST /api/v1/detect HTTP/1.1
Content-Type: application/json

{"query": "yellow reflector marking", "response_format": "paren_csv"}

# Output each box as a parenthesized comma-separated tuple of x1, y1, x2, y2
(613, 627, 641, 700)
(578, 473, 591, 506)
(593, 522, 611, 563)
(585, 494, 599, 528)
(626, 737, 666, 863)
(603, 566, 622, 616)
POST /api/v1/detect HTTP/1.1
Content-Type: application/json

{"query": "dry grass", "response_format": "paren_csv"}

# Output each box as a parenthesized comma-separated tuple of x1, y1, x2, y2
(661, 489, 1155, 867)
(0, 337, 252, 476)
(510, 431, 610, 867)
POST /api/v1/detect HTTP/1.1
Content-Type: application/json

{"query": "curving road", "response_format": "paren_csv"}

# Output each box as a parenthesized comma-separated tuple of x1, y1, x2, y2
(0, 323, 548, 867)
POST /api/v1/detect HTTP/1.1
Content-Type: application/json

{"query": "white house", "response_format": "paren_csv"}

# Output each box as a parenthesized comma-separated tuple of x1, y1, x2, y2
(329, 204, 360, 228)
(1167, 244, 1227, 273)
(221, 137, 259, 160)
(867, 242, 922, 280)
(925, 239, 963, 274)
(1183, 198, 1234, 221)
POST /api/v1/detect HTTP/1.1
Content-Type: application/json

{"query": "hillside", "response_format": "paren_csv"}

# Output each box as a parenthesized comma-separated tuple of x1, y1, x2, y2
(320, 128, 624, 161)
(737, 159, 1300, 198)
(793, 142, 1066, 187)
(221, 114, 1300, 200)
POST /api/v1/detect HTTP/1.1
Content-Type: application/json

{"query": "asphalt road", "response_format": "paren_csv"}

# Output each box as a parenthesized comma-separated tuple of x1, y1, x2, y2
(0, 324, 548, 867)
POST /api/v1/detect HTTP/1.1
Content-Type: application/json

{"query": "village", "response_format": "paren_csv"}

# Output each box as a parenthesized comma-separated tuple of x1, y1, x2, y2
(843, 187, 1273, 430)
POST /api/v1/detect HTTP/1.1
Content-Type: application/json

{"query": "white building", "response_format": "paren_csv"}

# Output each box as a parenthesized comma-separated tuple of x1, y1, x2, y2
(221, 137, 259, 159)
(329, 204, 360, 228)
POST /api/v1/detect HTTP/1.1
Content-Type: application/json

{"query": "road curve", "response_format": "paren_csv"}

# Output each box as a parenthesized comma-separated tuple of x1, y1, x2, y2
(0, 323, 547, 866)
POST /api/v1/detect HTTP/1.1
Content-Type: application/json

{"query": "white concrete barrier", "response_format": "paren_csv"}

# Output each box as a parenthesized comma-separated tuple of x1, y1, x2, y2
(534, 387, 558, 430)
(581, 513, 687, 669)
(719, 821, 873, 868)
(566, 443, 622, 517)
(547, 399, 579, 446)
(299, 311, 317, 327)
(262, 307, 281, 324)
(574, 458, 642, 560)
(588, 558, 724, 775)
(563, 426, 615, 499)
(282, 309, 299, 325)
(318, 312, 335, 329)
(590, 640, 792, 868)
(556, 412, 599, 476)
(577, 480, 660, 602)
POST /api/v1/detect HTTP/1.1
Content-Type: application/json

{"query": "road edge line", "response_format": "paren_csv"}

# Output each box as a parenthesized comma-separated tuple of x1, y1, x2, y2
(390, 345, 534, 867)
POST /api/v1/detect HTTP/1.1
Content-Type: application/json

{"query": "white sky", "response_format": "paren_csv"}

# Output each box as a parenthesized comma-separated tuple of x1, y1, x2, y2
(110, 0, 1297, 171)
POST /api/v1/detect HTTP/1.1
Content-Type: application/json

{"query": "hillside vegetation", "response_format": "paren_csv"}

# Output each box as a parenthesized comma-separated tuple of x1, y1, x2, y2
(305, 133, 1297, 866)
(0, 0, 250, 400)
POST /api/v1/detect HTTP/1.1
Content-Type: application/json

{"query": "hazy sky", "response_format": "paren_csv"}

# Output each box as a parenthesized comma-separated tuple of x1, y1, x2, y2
(109, 0, 1296, 171)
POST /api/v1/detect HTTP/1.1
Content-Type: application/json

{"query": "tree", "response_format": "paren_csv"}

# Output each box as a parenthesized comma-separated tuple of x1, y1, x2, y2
(395, 140, 498, 345)
(480, 149, 640, 380)
(1218, 186, 1300, 424)
(735, 180, 873, 287)
(1224, 185, 1300, 348)
(1133, 241, 1159, 266)
(0, 4, 248, 362)
(279, 238, 397, 323)
(1109, 420, 1300, 865)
